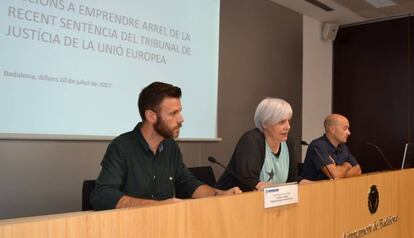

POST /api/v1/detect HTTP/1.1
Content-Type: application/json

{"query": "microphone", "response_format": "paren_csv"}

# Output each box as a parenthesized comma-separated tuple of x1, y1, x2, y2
(301, 140, 335, 180)
(365, 142, 393, 170)
(208, 156, 257, 191)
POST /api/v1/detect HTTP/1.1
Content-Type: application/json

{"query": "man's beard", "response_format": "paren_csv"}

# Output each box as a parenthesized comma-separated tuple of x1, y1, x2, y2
(153, 114, 182, 139)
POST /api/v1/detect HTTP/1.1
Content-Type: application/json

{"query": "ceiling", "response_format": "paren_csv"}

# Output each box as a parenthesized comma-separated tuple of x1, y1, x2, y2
(271, 0, 414, 25)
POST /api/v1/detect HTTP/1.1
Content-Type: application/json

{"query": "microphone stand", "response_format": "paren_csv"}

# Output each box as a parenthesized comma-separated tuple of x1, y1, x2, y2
(301, 140, 335, 180)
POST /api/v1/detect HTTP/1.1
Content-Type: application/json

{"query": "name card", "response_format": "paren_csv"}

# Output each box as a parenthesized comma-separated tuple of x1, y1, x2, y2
(263, 183, 298, 208)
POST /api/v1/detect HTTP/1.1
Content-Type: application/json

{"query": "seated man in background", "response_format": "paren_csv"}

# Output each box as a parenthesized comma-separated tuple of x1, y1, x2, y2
(301, 114, 361, 181)
(91, 82, 241, 210)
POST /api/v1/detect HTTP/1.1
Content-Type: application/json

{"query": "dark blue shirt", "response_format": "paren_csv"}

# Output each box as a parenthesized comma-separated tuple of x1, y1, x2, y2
(90, 123, 203, 210)
(301, 134, 358, 181)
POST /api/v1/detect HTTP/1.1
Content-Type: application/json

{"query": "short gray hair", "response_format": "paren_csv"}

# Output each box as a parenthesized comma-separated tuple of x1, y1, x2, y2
(254, 98, 292, 132)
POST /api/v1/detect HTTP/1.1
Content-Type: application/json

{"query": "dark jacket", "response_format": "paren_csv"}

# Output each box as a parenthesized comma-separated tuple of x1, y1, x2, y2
(216, 128, 302, 191)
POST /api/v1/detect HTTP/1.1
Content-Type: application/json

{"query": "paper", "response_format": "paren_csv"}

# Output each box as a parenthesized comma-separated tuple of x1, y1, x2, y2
(263, 183, 298, 208)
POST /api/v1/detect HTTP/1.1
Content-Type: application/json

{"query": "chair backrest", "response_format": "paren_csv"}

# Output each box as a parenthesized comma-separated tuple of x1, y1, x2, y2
(188, 166, 216, 187)
(298, 162, 304, 177)
(82, 180, 96, 211)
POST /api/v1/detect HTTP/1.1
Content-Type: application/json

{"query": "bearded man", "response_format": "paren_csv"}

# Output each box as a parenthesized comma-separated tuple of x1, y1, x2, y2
(91, 82, 240, 210)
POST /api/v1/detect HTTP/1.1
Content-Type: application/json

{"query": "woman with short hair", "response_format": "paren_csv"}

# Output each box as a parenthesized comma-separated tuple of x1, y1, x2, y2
(216, 98, 308, 191)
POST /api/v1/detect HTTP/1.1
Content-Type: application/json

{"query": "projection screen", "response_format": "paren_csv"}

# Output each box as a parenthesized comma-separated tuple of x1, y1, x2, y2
(0, 0, 220, 140)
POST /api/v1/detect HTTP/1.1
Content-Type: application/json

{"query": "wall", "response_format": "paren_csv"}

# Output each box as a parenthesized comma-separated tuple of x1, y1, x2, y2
(0, 0, 303, 219)
(302, 16, 332, 161)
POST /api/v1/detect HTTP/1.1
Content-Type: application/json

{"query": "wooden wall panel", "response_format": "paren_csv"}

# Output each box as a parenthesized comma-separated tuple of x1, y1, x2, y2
(409, 17, 414, 142)
(333, 17, 411, 172)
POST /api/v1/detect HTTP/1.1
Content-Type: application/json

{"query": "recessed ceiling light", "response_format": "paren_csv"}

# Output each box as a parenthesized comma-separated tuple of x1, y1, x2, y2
(364, 0, 397, 8)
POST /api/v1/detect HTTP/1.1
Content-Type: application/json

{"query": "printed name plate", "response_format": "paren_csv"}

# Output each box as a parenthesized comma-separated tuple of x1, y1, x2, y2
(263, 183, 298, 208)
